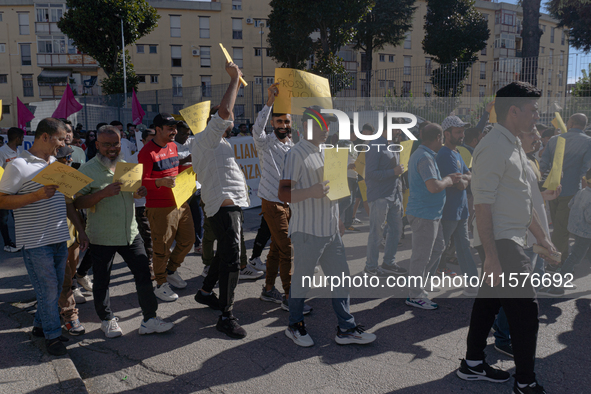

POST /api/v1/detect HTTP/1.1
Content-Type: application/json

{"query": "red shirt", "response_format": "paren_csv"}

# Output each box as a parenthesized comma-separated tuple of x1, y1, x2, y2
(138, 140, 179, 208)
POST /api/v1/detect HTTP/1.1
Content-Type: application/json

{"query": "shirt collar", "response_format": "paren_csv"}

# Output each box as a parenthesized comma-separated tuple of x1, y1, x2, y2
(495, 124, 521, 146)
(301, 139, 320, 152)
(568, 128, 583, 134)
(418, 144, 437, 156)
(22, 150, 54, 164)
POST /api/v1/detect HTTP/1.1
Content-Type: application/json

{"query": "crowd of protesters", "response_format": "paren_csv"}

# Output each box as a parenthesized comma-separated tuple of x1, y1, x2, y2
(1, 61, 590, 394)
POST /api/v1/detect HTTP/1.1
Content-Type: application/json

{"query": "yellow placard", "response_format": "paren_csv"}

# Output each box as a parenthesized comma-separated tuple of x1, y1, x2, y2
(0, 166, 4, 180)
(219, 44, 248, 87)
(399, 140, 414, 172)
(274, 68, 332, 115)
(172, 167, 197, 209)
(354, 152, 366, 179)
(113, 162, 143, 192)
(402, 188, 410, 215)
(32, 161, 93, 197)
(542, 136, 566, 191)
(489, 106, 497, 123)
(457, 145, 473, 168)
(179, 101, 211, 135)
(551, 112, 568, 134)
(0, 99, 3, 120)
(357, 179, 368, 202)
(323, 149, 350, 201)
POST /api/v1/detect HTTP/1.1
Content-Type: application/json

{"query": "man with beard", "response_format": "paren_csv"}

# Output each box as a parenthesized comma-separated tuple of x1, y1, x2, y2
(431, 116, 478, 297)
(139, 113, 195, 302)
(75, 125, 174, 338)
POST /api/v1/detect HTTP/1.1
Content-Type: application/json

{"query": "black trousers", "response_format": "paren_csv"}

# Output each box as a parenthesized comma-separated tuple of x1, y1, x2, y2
(251, 214, 271, 259)
(135, 206, 153, 261)
(90, 235, 158, 321)
(202, 206, 243, 316)
(466, 239, 539, 384)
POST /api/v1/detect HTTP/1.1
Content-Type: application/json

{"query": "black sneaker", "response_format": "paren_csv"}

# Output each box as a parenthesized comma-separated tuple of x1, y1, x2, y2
(494, 343, 514, 358)
(195, 290, 222, 310)
(380, 263, 407, 276)
(514, 380, 546, 394)
(45, 338, 68, 356)
(32, 327, 69, 342)
(456, 359, 510, 382)
(216, 316, 247, 339)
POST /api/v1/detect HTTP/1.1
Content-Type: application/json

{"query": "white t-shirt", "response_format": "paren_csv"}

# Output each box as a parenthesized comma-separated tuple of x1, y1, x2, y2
(175, 138, 201, 190)
(0, 144, 22, 169)
(525, 160, 549, 248)
(0, 151, 70, 249)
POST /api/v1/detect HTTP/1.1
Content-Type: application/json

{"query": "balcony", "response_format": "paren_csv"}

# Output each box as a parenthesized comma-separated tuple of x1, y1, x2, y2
(495, 24, 518, 35)
(343, 61, 358, 71)
(37, 53, 98, 68)
(39, 84, 101, 99)
(493, 47, 516, 58)
(35, 22, 62, 35)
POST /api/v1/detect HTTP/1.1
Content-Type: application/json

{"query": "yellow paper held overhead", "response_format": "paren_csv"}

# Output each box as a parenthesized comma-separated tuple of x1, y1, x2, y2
(0, 99, 3, 120)
(274, 68, 332, 115)
(354, 152, 366, 179)
(32, 161, 93, 197)
(219, 44, 248, 87)
(457, 145, 473, 168)
(398, 140, 414, 172)
(172, 167, 197, 209)
(542, 136, 566, 191)
(323, 149, 350, 201)
(551, 112, 568, 134)
(113, 162, 143, 192)
(179, 101, 211, 135)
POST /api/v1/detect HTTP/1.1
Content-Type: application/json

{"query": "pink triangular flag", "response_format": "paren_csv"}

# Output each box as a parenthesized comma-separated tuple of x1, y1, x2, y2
(132, 89, 145, 125)
(17, 97, 35, 130)
(52, 84, 83, 119)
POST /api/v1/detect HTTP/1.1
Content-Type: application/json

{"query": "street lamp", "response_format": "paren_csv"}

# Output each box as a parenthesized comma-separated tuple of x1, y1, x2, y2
(259, 20, 265, 104)
(115, 14, 127, 108)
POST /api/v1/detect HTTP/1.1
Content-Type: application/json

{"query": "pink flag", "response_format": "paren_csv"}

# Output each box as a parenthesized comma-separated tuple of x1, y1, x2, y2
(17, 97, 35, 130)
(132, 89, 145, 125)
(52, 84, 83, 119)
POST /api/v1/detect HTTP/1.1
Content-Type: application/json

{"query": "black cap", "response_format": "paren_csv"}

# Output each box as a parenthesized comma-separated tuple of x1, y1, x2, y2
(302, 105, 338, 124)
(153, 113, 179, 128)
(55, 146, 74, 159)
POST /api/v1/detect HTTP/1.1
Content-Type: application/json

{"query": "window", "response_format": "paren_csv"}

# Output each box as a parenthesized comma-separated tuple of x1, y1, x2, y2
(238, 86, 244, 97)
(540, 46, 545, 54)
(232, 18, 242, 39)
(201, 76, 211, 97)
(424, 83, 432, 95)
(481, 45, 487, 56)
(560, 51, 564, 66)
(232, 0, 242, 10)
(542, 24, 546, 33)
(404, 32, 411, 49)
(137, 45, 144, 54)
(38, 35, 66, 54)
(480, 61, 486, 79)
(170, 15, 181, 37)
(561, 30, 566, 45)
(2, 105, 9, 115)
(379, 54, 385, 62)
(255, 77, 263, 85)
(138, 75, 146, 83)
(36, 7, 48, 22)
(233, 47, 243, 68)
(199, 17, 210, 38)
(266, 48, 271, 57)
(479, 85, 486, 98)
(235, 104, 245, 118)
(67, 39, 77, 54)
(19, 13, 29, 35)
(171, 45, 182, 67)
(540, 68, 544, 75)
(0, 75, 7, 83)
(20, 44, 31, 65)
(466, 84, 471, 93)
(200, 46, 211, 67)
(172, 104, 183, 113)
(0, 44, 5, 53)
(172, 75, 183, 97)
(483, 13, 489, 21)
(255, 19, 265, 27)
(425, 57, 432, 76)
(403, 56, 411, 75)
(266, 77, 274, 85)
(548, 69, 552, 85)
(0, 13, 3, 22)
(22, 74, 33, 97)
(379, 80, 385, 88)
(389, 55, 394, 62)
(549, 49, 553, 64)
(255, 48, 262, 57)
(550, 27, 555, 43)
(402, 81, 411, 97)
(558, 71, 563, 86)
(149, 45, 157, 54)
(255, 104, 263, 113)
(150, 75, 158, 84)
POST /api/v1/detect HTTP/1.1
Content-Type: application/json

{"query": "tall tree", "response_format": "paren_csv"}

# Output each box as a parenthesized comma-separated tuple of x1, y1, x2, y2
(352, 0, 417, 97)
(548, 0, 591, 53)
(521, 0, 543, 86)
(58, 0, 159, 95)
(423, 0, 489, 97)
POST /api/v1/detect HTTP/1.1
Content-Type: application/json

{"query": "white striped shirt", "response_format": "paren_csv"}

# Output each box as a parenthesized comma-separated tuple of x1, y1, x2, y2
(282, 139, 339, 237)
(0, 151, 70, 249)
(252, 105, 293, 203)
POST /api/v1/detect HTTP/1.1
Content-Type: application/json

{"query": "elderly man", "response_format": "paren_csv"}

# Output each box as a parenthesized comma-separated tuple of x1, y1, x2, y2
(75, 125, 173, 338)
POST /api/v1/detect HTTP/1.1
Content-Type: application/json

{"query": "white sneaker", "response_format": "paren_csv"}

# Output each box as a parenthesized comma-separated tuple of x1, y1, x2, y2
(201, 265, 210, 277)
(139, 316, 174, 335)
(249, 256, 267, 272)
(76, 275, 93, 291)
(4, 245, 21, 253)
(154, 283, 179, 302)
(239, 264, 265, 280)
(335, 325, 377, 345)
(405, 297, 438, 310)
(462, 286, 479, 297)
(101, 317, 123, 338)
(72, 287, 87, 304)
(285, 322, 314, 347)
(166, 271, 187, 289)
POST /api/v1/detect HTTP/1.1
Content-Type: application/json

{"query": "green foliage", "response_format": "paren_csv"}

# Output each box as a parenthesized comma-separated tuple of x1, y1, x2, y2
(100, 52, 140, 96)
(548, 0, 591, 53)
(571, 67, 591, 97)
(58, 0, 159, 79)
(468, 96, 494, 125)
(423, 0, 489, 97)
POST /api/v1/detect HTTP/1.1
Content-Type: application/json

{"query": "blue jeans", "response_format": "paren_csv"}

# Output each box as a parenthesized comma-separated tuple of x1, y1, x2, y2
(365, 198, 402, 270)
(439, 218, 479, 280)
(560, 234, 591, 275)
(289, 231, 356, 330)
(22, 242, 68, 340)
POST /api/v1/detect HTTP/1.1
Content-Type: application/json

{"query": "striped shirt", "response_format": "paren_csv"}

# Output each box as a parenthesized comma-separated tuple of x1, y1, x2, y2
(252, 105, 293, 203)
(282, 139, 339, 237)
(0, 151, 69, 249)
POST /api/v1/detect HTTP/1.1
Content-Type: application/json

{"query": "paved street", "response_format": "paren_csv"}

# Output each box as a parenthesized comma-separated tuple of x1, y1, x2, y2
(1, 208, 590, 393)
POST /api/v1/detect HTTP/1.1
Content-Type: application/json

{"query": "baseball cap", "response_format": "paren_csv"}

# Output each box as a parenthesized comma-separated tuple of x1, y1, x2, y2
(153, 113, 179, 128)
(441, 116, 469, 131)
(302, 105, 338, 124)
(55, 146, 74, 159)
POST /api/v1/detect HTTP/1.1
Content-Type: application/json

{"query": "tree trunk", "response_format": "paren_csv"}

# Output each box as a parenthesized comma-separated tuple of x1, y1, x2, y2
(521, 0, 542, 86)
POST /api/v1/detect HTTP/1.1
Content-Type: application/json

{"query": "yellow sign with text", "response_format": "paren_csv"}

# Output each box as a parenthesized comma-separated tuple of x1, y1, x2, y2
(274, 68, 332, 115)
(323, 149, 350, 201)
(354, 152, 366, 179)
(542, 136, 566, 191)
(358, 180, 368, 202)
(399, 140, 414, 172)
(32, 161, 93, 197)
(179, 101, 211, 134)
(172, 167, 197, 209)
(113, 162, 143, 192)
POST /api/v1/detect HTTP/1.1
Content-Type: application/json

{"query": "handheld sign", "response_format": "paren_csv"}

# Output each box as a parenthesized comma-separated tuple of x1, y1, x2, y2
(274, 68, 332, 115)
(323, 149, 350, 201)
(354, 152, 366, 179)
(357, 180, 368, 202)
(179, 101, 211, 134)
(172, 167, 197, 209)
(219, 44, 248, 87)
(113, 162, 143, 192)
(0, 166, 3, 181)
(542, 136, 566, 191)
(398, 140, 414, 172)
(32, 161, 93, 197)
(551, 112, 568, 134)
(457, 145, 473, 168)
